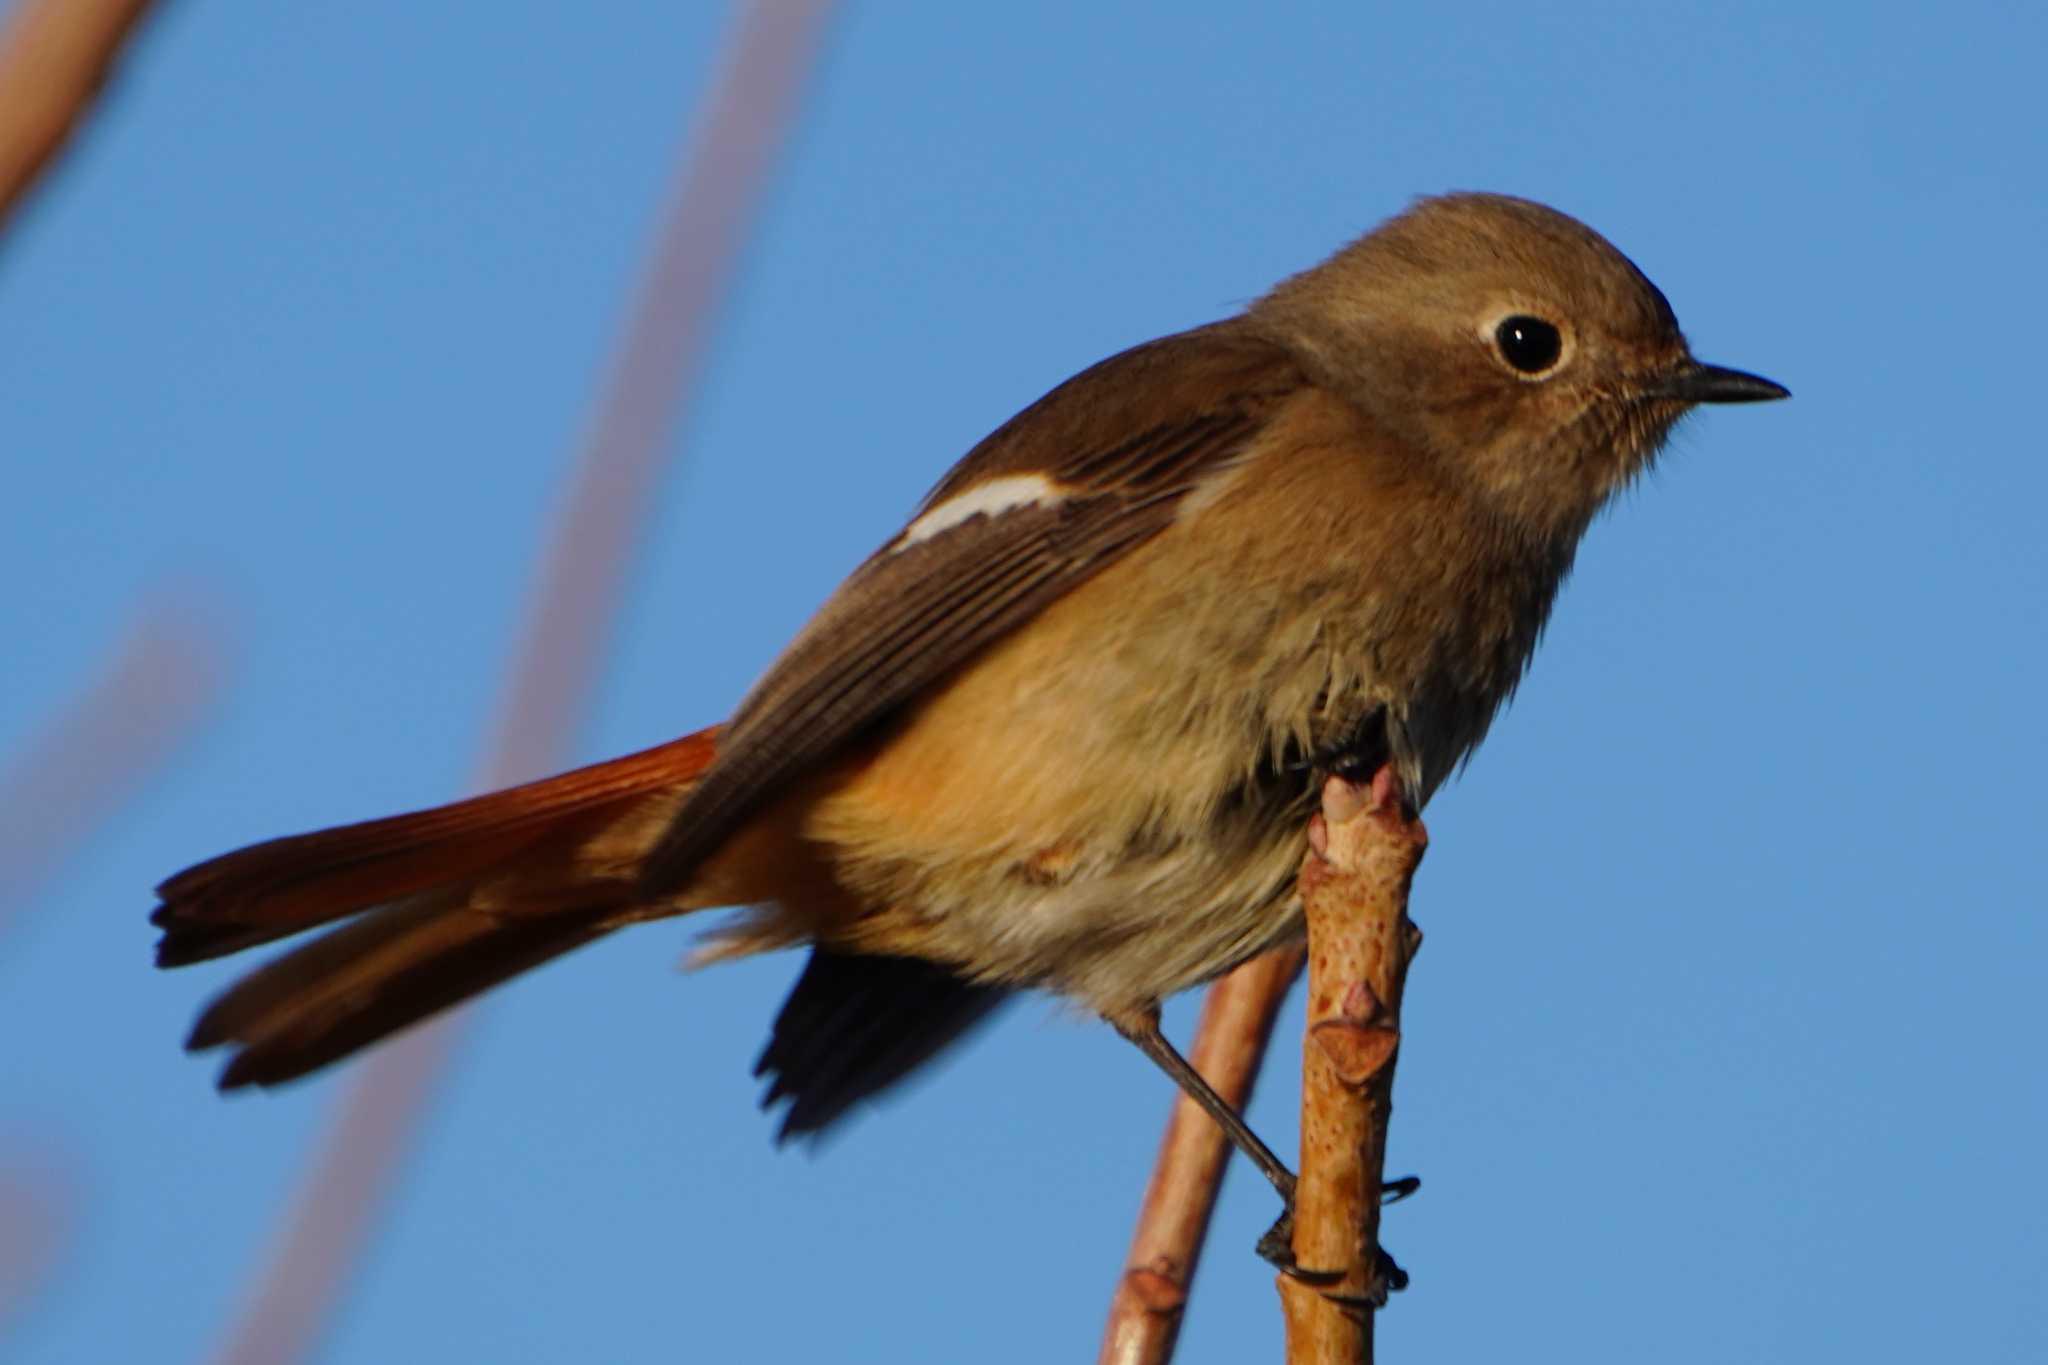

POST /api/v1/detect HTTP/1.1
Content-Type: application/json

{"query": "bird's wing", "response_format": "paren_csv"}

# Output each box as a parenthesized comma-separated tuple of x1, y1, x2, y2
(639, 323, 1307, 893)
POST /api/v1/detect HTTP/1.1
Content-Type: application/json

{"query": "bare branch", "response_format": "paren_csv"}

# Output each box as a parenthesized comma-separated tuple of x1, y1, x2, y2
(1098, 944, 1305, 1365)
(0, 0, 161, 239)
(1277, 770, 1426, 1364)
(205, 5, 840, 1362)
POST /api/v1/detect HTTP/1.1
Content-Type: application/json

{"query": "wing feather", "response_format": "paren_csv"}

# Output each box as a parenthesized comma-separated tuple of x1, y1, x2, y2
(640, 324, 1307, 893)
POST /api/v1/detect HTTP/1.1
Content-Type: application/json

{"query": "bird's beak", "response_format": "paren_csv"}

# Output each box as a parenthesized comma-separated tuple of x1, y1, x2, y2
(1646, 360, 1790, 404)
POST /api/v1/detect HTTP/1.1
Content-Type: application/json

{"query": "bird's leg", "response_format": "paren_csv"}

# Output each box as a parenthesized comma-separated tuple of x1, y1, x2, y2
(1106, 1004, 1421, 1278)
(1106, 1004, 1297, 1202)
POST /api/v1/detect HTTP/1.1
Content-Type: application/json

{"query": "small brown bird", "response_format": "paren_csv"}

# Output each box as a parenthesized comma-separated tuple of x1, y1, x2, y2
(153, 193, 1785, 1193)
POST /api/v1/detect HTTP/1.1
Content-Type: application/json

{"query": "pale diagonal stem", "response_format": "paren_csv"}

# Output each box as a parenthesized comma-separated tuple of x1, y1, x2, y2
(206, 6, 840, 1363)
(0, 598, 227, 1343)
(0, 598, 229, 935)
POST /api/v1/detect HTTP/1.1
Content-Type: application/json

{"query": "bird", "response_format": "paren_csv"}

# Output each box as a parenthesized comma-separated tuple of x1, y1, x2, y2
(152, 192, 1787, 1197)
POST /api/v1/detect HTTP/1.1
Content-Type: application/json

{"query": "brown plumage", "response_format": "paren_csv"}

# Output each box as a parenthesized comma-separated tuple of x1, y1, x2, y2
(153, 192, 1786, 1142)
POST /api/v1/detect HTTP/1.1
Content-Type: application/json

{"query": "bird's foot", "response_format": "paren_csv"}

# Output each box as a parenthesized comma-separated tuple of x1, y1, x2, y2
(1256, 1174, 1418, 1305)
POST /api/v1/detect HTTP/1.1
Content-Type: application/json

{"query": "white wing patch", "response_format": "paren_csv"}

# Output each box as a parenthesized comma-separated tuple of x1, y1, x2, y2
(898, 474, 1068, 549)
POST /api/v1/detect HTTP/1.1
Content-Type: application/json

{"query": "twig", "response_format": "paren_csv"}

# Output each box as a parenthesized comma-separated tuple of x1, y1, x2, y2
(1278, 770, 1426, 1364)
(0, 0, 162, 239)
(205, 5, 839, 1363)
(1097, 944, 1306, 1365)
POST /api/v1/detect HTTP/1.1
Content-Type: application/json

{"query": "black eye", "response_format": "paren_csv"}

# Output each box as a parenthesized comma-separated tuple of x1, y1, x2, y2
(1494, 315, 1563, 375)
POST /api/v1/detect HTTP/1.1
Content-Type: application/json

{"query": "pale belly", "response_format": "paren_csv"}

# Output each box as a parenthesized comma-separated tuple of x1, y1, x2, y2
(798, 515, 1430, 1010)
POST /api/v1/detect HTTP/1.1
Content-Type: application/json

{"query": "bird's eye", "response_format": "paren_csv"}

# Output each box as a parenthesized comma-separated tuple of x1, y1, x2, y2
(1493, 316, 1563, 375)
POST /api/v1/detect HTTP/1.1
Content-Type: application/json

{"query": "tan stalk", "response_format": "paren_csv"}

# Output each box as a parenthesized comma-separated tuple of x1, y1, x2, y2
(1277, 770, 1426, 1364)
(1097, 944, 1306, 1365)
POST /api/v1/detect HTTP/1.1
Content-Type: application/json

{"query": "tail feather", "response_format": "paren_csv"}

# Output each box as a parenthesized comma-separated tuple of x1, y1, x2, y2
(153, 728, 718, 967)
(155, 727, 721, 1088)
(198, 895, 615, 1089)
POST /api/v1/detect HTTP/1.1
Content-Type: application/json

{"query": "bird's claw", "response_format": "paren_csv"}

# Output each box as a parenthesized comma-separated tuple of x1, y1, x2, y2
(1256, 1176, 1418, 1302)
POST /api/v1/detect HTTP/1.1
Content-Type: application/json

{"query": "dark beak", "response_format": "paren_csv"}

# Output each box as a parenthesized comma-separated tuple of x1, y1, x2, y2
(1647, 361, 1790, 404)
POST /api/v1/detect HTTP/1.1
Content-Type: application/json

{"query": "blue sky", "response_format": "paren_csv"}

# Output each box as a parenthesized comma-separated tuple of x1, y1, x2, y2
(4, 2, 2045, 1361)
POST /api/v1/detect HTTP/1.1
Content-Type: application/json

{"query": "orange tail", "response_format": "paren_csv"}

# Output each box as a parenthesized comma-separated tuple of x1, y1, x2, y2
(153, 726, 719, 1088)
